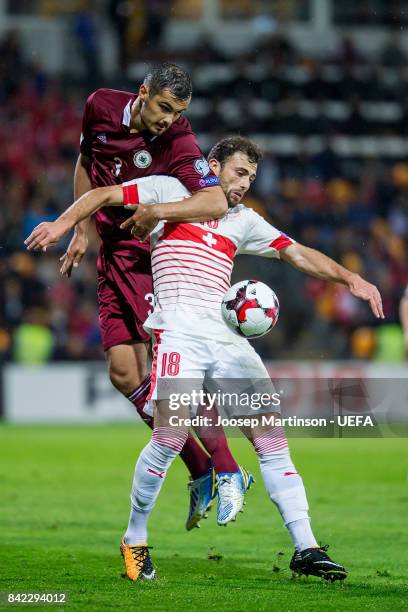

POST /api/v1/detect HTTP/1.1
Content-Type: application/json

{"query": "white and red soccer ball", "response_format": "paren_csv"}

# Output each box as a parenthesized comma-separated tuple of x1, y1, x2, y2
(221, 280, 280, 339)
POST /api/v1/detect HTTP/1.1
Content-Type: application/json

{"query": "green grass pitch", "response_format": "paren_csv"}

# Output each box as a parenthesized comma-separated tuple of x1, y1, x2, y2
(0, 424, 407, 611)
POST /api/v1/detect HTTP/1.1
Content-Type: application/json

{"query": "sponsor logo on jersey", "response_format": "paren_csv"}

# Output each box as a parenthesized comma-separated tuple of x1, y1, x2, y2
(199, 176, 220, 188)
(97, 132, 107, 143)
(194, 157, 211, 177)
(134, 150, 152, 168)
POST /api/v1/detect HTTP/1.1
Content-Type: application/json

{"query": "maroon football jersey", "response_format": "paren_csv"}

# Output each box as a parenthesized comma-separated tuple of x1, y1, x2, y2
(80, 88, 220, 255)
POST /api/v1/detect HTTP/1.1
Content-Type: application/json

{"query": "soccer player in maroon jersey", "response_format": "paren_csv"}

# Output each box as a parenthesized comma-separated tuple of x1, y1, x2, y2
(59, 63, 241, 530)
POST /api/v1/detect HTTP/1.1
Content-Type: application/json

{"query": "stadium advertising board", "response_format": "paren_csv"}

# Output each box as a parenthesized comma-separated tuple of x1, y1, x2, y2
(4, 362, 408, 427)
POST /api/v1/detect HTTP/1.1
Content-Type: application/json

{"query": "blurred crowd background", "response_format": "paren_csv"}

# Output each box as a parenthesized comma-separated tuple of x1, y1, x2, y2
(0, 0, 407, 363)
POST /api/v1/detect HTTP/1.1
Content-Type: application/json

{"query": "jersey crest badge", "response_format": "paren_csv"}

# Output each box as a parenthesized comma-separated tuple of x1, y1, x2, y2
(134, 150, 152, 168)
(97, 133, 107, 143)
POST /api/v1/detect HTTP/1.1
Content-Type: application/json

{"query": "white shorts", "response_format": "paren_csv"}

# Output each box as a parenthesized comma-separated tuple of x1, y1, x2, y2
(148, 329, 279, 416)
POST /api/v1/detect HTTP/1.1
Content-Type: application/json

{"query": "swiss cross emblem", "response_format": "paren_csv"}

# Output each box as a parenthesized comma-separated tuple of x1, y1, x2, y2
(202, 232, 217, 247)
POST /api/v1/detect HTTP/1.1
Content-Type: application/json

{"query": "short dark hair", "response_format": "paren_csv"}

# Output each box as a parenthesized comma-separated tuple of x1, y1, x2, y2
(208, 136, 263, 166)
(144, 63, 192, 101)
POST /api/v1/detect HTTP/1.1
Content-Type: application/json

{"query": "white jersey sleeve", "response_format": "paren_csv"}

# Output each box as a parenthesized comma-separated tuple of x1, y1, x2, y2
(122, 175, 191, 208)
(237, 209, 295, 258)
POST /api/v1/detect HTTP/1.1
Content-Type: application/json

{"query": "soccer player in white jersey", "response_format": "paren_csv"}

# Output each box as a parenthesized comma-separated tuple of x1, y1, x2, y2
(26, 136, 384, 584)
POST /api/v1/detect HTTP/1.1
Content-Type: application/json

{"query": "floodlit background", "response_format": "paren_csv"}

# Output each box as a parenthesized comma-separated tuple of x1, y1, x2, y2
(0, 0, 407, 420)
(1, 0, 408, 365)
(1, 6, 407, 609)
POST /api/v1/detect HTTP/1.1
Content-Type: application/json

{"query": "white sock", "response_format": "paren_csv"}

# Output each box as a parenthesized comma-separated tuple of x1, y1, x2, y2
(287, 518, 318, 552)
(258, 448, 317, 549)
(125, 505, 149, 546)
(124, 440, 180, 544)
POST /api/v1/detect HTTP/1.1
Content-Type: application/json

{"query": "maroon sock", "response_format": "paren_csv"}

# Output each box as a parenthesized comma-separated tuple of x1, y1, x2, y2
(128, 376, 211, 479)
(179, 437, 212, 480)
(195, 405, 239, 474)
(127, 375, 154, 426)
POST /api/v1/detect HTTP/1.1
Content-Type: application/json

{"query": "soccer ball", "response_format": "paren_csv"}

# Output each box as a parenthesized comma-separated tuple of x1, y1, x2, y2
(221, 280, 279, 339)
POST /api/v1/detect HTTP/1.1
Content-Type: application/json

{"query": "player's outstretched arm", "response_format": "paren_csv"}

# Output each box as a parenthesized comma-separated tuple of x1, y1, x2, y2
(120, 186, 228, 240)
(24, 185, 123, 253)
(280, 243, 384, 319)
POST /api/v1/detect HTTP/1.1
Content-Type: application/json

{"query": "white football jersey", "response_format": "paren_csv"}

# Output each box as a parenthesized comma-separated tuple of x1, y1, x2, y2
(122, 175, 294, 342)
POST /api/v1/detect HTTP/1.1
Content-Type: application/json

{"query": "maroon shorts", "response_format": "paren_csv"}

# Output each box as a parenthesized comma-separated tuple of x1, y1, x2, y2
(97, 244, 154, 351)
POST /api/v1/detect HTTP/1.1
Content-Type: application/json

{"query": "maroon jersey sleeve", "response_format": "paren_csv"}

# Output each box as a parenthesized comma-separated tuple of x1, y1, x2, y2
(79, 89, 114, 159)
(165, 130, 220, 193)
(79, 91, 97, 158)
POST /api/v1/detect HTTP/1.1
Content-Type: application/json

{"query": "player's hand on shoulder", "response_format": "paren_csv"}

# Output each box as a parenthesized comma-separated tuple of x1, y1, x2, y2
(59, 230, 89, 277)
(120, 204, 159, 241)
(24, 220, 69, 253)
(348, 274, 384, 319)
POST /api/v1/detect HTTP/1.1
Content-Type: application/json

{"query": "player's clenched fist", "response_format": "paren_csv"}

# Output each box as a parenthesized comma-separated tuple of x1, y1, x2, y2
(24, 220, 71, 252)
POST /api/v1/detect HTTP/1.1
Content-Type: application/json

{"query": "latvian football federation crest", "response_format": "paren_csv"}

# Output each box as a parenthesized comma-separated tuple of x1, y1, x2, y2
(134, 150, 152, 168)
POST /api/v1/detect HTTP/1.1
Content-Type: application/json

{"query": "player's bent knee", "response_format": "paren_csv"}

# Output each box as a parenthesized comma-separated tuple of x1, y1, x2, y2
(106, 344, 148, 395)
(108, 364, 132, 393)
(108, 361, 144, 396)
